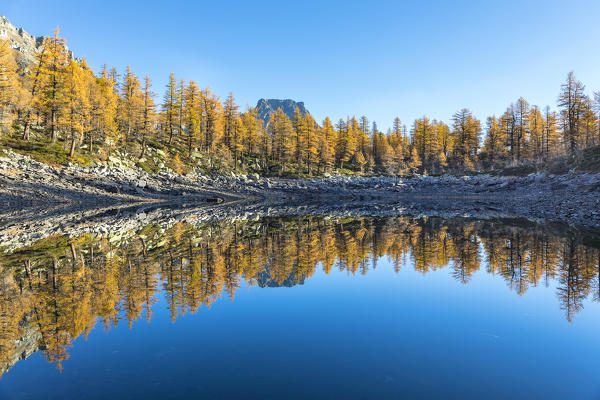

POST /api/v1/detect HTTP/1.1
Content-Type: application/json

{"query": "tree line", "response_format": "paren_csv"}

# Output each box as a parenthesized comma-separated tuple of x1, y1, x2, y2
(0, 216, 599, 373)
(1, 30, 599, 175)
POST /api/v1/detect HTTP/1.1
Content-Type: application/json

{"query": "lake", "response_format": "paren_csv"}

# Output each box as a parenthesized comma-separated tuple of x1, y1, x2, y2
(0, 216, 599, 399)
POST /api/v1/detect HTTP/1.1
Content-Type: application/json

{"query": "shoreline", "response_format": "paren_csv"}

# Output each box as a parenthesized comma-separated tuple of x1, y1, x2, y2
(1, 150, 599, 250)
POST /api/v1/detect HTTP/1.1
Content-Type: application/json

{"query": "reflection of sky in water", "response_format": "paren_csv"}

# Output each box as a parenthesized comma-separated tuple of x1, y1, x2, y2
(1, 218, 600, 400)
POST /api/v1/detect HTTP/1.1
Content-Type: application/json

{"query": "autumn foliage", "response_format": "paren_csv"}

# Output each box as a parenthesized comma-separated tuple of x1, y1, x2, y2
(0, 31, 599, 175)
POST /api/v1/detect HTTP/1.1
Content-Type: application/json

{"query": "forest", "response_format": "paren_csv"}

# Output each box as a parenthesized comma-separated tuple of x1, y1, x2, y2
(1, 29, 599, 176)
(0, 216, 599, 374)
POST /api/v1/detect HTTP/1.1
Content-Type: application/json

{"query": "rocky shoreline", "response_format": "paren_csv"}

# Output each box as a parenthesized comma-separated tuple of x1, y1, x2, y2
(1, 150, 600, 250)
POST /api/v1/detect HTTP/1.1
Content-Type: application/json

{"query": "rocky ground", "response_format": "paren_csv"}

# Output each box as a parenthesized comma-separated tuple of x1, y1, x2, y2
(1, 149, 600, 250)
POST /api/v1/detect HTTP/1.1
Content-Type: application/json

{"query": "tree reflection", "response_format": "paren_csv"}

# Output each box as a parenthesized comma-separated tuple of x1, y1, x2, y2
(0, 217, 598, 374)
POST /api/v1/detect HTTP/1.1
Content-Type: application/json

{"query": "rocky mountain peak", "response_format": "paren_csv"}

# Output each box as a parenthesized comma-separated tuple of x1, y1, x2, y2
(255, 98, 310, 126)
(0, 15, 44, 66)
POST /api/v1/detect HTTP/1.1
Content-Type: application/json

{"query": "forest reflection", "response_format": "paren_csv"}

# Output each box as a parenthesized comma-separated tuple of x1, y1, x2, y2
(0, 216, 599, 375)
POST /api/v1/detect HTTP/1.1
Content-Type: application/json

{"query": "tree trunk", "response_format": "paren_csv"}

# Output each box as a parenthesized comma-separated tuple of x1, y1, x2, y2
(69, 130, 77, 157)
(140, 138, 147, 159)
(51, 110, 57, 143)
(23, 119, 31, 141)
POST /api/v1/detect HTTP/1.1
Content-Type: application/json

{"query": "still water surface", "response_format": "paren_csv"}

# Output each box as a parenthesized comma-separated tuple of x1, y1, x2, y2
(0, 216, 599, 399)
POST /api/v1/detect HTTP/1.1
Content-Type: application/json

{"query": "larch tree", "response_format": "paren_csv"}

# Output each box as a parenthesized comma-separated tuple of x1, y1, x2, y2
(528, 106, 544, 160)
(318, 117, 336, 173)
(513, 97, 529, 162)
(92, 66, 120, 155)
(269, 108, 294, 171)
(450, 109, 480, 170)
(163, 73, 177, 145)
(63, 60, 89, 157)
(139, 75, 156, 159)
(240, 107, 262, 156)
(558, 72, 587, 152)
(481, 116, 505, 166)
(184, 80, 201, 158)
(302, 113, 319, 174)
(542, 106, 560, 159)
(411, 117, 435, 172)
(499, 107, 516, 162)
(580, 98, 598, 149)
(39, 28, 69, 143)
(175, 79, 186, 145)
(120, 66, 143, 141)
(388, 118, 407, 173)
(0, 39, 18, 134)
(336, 118, 357, 169)
(199, 87, 222, 153)
(292, 107, 304, 166)
(21, 40, 49, 140)
(222, 93, 240, 166)
(432, 120, 450, 172)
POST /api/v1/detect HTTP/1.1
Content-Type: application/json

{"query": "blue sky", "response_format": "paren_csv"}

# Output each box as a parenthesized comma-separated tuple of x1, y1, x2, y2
(2, 0, 599, 131)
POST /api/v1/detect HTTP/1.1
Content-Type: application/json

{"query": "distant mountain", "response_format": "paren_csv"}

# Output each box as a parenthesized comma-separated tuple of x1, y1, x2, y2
(255, 268, 305, 288)
(255, 98, 309, 126)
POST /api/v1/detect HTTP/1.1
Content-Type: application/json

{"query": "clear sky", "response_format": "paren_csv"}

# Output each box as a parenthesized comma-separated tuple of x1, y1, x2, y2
(2, 0, 599, 131)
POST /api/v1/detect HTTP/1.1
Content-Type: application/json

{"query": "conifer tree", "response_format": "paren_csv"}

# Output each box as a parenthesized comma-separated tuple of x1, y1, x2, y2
(21, 42, 49, 141)
(292, 107, 305, 166)
(269, 108, 294, 172)
(499, 107, 516, 162)
(411, 117, 434, 172)
(388, 118, 407, 173)
(92, 66, 120, 154)
(481, 116, 505, 166)
(558, 72, 587, 152)
(140, 75, 156, 159)
(184, 80, 201, 157)
(199, 87, 222, 153)
(0, 39, 18, 134)
(528, 106, 544, 160)
(336, 118, 357, 169)
(513, 97, 529, 162)
(163, 73, 177, 144)
(39, 28, 69, 143)
(580, 99, 598, 149)
(120, 66, 143, 140)
(450, 109, 480, 170)
(240, 107, 262, 156)
(63, 60, 89, 157)
(318, 117, 335, 173)
(175, 78, 186, 145)
(407, 145, 421, 173)
(542, 106, 560, 159)
(302, 113, 319, 174)
(223, 93, 240, 166)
